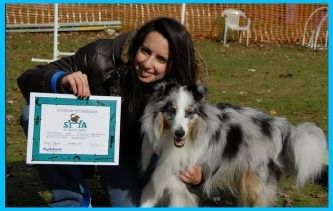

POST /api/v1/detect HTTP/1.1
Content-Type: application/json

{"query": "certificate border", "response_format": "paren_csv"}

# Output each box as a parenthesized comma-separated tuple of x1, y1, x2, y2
(27, 93, 121, 165)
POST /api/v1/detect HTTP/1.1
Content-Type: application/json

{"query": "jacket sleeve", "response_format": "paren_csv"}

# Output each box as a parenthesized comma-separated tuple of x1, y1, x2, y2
(16, 41, 97, 103)
(17, 32, 130, 103)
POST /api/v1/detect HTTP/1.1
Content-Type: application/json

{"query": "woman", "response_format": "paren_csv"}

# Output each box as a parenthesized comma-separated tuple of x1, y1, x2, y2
(17, 17, 206, 207)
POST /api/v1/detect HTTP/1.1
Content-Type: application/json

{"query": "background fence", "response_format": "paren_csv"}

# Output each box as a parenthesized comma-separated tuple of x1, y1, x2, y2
(6, 4, 328, 44)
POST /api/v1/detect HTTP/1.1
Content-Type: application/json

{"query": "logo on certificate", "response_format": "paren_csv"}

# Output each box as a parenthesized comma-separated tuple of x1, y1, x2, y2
(63, 114, 87, 129)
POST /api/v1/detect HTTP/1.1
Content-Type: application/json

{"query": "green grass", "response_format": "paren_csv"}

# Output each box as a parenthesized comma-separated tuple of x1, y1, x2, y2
(196, 40, 327, 131)
(6, 31, 327, 207)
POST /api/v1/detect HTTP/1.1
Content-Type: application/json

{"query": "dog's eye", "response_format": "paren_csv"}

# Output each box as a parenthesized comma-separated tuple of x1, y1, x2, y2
(162, 102, 177, 119)
(186, 108, 197, 118)
(168, 107, 176, 115)
(165, 107, 176, 119)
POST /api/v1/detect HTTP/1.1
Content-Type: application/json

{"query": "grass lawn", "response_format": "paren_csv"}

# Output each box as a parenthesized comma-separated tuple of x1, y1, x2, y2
(6, 31, 327, 207)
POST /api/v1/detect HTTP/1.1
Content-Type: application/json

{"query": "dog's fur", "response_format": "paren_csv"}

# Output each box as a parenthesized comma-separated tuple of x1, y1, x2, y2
(140, 82, 327, 207)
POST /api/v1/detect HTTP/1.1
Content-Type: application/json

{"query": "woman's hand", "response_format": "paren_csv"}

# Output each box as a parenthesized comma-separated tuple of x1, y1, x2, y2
(179, 165, 202, 185)
(61, 71, 90, 98)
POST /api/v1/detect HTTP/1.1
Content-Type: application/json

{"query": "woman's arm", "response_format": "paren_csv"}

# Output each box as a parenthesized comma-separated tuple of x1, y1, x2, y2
(17, 41, 97, 102)
(17, 32, 131, 103)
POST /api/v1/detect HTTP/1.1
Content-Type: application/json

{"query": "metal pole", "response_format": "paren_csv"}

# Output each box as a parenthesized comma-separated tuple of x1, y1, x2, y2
(31, 3, 74, 63)
(180, 3, 186, 25)
(53, 3, 59, 60)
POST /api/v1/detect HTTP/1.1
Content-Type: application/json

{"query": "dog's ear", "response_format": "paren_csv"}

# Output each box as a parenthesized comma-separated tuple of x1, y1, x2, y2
(196, 85, 207, 99)
(186, 84, 207, 101)
(153, 112, 164, 139)
(154, 82, 177, 98)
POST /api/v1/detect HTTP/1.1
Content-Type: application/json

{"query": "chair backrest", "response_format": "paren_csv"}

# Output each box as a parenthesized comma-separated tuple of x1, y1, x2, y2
(221, 9, 247, 27)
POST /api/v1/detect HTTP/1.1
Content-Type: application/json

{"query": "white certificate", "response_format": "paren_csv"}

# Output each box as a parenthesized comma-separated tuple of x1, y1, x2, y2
(26, 93, 121, 165)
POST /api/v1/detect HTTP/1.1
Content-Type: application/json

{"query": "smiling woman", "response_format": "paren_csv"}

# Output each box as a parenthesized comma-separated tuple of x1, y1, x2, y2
(134, 31, 169, 83)
(16, 17, 207, 207)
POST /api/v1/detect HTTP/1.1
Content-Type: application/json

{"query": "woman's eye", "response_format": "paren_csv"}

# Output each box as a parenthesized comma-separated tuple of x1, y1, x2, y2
(140, 47, 150, 55)
(157, 56, 168, 64)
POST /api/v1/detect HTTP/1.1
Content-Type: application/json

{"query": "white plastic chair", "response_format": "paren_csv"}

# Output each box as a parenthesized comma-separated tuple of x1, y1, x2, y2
(221, 9, 251, 46)
(302, 6, 328, 50)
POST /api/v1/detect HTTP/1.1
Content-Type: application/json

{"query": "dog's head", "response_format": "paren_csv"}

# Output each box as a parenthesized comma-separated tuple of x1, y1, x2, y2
(152, 83, 207, 148)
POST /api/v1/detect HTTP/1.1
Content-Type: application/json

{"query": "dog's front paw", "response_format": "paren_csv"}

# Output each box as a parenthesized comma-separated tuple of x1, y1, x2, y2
(140, 199, 158, 207)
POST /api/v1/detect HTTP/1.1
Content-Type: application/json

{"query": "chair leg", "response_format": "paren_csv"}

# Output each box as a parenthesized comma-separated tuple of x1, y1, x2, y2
(224, 26, 228, 45)
(246, 30, 249, 47)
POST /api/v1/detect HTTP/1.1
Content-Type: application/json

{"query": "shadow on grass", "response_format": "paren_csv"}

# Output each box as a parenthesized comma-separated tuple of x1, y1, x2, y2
(6, 161, 49, 207)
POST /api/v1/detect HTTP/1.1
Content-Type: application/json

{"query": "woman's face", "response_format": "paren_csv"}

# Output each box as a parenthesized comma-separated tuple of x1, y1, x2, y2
(134, 31, 169, 83)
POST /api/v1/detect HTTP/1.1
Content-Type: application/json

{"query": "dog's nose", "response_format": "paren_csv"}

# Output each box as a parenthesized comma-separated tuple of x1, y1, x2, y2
(175, 129, 185, 138)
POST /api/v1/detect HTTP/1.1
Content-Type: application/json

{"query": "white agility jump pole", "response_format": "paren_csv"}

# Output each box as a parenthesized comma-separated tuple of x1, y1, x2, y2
(52, 2, 59, 61)
(31, 3, 74, 63)
(180, 3, 186, 25)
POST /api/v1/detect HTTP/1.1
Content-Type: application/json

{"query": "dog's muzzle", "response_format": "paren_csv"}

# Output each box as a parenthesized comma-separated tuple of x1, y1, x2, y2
(174, 129, 185, 147)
